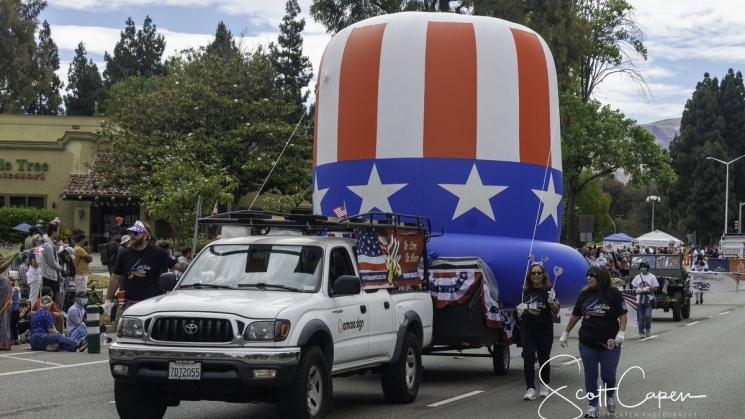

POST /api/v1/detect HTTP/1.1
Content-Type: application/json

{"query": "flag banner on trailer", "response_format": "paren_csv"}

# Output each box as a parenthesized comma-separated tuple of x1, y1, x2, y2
(354, 227, 424, 289)
(425, 267, 515, 344)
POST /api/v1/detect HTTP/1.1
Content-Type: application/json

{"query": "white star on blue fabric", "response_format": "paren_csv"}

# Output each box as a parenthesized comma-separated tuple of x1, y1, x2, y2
(312, 175, 328, 215)
(347, 164, 407, 213)
(438, 164, 508, 221)
(531, 173, 563, 226)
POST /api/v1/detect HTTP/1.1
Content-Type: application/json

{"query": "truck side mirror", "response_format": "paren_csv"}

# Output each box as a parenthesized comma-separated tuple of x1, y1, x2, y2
(159, 272, 178, 291)
(333, 275, 361, 296)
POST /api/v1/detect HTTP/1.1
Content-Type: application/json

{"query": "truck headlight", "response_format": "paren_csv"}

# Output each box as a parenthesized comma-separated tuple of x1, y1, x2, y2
(118, 318, 145, 338)
(244, 320, 290, 341)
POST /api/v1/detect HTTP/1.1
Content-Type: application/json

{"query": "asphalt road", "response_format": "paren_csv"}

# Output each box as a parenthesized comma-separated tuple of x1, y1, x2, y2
(2, 289, 743, 419)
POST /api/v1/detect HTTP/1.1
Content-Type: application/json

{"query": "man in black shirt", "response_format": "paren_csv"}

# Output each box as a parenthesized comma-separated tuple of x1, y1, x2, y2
(103, 221, 188, 318)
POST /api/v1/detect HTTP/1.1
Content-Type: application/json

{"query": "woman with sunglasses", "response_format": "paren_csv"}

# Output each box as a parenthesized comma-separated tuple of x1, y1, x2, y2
(517, 263, 560, 401)
(559, 265, 627, 418)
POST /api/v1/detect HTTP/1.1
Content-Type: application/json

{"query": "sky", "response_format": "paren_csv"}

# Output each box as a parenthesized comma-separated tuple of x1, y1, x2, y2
(38, 0, 745, 125)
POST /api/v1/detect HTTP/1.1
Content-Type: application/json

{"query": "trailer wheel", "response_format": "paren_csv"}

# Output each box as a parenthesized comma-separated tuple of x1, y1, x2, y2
(672, 292, 682, 322)
(381, 331, 421, 404)
(492, 344, 509, 375)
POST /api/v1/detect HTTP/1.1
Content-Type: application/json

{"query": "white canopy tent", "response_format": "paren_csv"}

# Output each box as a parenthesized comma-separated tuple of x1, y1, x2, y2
(633, 230, 683, 248)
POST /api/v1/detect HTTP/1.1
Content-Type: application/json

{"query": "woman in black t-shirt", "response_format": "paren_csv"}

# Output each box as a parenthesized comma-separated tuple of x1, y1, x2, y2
(517, 263, 560, 401)
(559, 265, 628, 418)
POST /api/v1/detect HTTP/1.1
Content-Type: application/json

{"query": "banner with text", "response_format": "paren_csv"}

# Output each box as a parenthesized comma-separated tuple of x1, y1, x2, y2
(687, 271, 740, 293)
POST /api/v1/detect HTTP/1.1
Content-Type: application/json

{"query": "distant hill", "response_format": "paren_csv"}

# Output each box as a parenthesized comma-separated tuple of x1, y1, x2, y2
(640, 118, 681, 150)
(613, 118, 681, 183)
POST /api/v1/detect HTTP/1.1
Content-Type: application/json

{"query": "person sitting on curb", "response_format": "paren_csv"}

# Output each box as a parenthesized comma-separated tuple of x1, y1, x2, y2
(30, 286, 64, 333)
(66, 290, 88, 344)
(29, 296, 87, 352)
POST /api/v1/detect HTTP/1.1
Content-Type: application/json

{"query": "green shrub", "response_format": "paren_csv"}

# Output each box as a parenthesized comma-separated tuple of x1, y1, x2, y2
(0, 206, 59, 244)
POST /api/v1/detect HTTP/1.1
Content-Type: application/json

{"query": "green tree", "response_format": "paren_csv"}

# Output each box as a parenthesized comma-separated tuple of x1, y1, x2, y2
(139, 150, 237, 247)
(96, 47, 313, 222)
(25, 20, 63, 114)
(718, 70, 745, 206)
(667, 72, 734, 245)
(574, 0, 648, 102)
(103, 16, 166, 89)
(0, 0, 47, 113)
(561, 92, 676, 246)
(206, 21, 240, 59)
(269, 0, 314, 122)
(64, 42, 105, 115)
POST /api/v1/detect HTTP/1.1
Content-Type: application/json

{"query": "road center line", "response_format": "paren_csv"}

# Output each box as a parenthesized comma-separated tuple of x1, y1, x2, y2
(0, 360, 108, 377)
(686, 321, 700, 326)
(720, 311, 731, 315)
(428, 390, 484, 407)
(0, 354, 63, 366)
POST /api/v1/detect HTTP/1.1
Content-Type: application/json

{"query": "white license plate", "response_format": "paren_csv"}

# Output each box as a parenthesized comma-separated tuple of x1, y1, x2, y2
(168, 361, 201, 380)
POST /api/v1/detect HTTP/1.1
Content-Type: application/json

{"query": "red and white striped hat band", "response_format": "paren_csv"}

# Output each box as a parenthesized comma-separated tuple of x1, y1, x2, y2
(313, 12, 560, 171)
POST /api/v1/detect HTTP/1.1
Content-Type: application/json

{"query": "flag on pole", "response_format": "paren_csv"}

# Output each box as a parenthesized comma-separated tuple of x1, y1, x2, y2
(333, 203, 347, 217)
(212, 201, 219, 215)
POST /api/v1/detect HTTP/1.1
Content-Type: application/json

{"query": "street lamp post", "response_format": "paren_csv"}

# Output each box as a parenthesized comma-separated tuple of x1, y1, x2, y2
(707, 154, 745, 234)
(739, 202, 745, 234)
(646, 196, 660, 231)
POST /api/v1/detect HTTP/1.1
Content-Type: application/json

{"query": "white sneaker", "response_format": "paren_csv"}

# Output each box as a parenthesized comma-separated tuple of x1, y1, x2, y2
(584, 406, 598, 418)
(523, 388, 536, 400)
(539, 384, 549, 397)
(607, 397, 616, 413)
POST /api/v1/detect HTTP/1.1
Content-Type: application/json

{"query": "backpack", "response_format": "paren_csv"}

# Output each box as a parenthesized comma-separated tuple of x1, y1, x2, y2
(101, 242, 112, 265)
(100, 243, 109, 265)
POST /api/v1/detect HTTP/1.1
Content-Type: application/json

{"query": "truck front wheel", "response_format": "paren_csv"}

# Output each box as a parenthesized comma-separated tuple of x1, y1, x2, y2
(672, 292, 682, 321)
(114, 381, 167, 419)
(277, 346, 331, 419)
(381, 331, 421, 404)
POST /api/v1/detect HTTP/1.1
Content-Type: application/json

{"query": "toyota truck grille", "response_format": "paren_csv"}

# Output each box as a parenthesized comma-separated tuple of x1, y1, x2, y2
(150, 318, 234, 342)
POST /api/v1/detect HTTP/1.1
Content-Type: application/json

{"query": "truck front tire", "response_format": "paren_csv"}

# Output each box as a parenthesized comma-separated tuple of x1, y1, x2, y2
(277, 346, 331, 419)
(381, 331, 421, 404)
(672, 292, 682, 322)
(114, 381, 167, 419)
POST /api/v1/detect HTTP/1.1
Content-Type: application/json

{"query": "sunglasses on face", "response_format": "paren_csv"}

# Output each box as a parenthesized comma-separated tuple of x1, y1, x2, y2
(130, 231, 143, 236)
(530, 271, 543, 276)
(587, 273, 597, 278)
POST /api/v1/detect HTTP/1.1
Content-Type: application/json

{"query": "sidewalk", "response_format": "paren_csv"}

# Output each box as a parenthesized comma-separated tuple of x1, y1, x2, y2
(86, 252, 110, 275)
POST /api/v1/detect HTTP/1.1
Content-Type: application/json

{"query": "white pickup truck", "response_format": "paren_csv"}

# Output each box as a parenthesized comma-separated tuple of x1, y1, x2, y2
(109, 212, 433, 419)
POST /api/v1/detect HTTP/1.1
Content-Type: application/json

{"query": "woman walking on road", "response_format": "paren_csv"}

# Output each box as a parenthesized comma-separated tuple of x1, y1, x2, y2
(559, 265, 627, 418)
(517, 263, 560, 401)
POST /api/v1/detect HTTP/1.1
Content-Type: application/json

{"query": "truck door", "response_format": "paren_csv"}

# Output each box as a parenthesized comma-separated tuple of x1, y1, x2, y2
(364, 288, 396, 361)
(326, 247, 369, 367)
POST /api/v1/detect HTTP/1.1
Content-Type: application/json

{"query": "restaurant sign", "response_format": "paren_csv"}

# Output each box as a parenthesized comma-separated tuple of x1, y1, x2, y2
(0, 159, 49, 180)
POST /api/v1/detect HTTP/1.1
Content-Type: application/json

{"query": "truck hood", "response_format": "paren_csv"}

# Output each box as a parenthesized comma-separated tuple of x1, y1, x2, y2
(122, 290, 314, 319)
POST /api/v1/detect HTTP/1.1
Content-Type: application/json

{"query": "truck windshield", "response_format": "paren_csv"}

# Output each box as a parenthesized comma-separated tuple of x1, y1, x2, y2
(178, 244, 323, 292)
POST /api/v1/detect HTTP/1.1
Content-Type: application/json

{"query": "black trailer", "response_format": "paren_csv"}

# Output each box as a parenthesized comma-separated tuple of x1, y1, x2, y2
(422, 257, 512, 375)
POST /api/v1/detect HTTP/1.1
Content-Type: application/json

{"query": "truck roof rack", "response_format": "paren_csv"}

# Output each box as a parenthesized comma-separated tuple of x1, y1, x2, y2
(199, 210, 433, 239)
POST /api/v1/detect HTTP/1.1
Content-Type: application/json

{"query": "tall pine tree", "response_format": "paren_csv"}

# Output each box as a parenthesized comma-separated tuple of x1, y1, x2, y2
(667, 73, 729, 243)
(206, 21, 239, 59)
(718, 70, 745, 208)
(64, 42, 105, 115)
(103, 16, 166, 88)
(26, 20, 63, 114)
(269, 0, 313, 122)
(0, 0, 50, 113)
